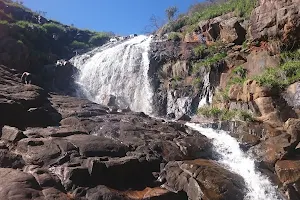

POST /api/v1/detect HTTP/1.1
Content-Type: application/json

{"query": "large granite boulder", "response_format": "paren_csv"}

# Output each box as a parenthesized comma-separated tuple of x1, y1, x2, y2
(159, 159, 246, 200)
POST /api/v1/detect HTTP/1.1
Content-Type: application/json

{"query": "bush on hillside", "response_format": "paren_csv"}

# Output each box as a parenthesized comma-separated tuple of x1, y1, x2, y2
(167, 32, 182, 41)
(70, 40, 89, 49)
(254, 60, 300, 89)
(89, 32, 111, 46)
(188, 0, 257, 25)
(198, 106, 254, 121)
(42, 23, 66, 34)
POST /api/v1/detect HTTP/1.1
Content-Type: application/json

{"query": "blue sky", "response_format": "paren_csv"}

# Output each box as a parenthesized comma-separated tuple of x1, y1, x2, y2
(21, 0, 201, 35)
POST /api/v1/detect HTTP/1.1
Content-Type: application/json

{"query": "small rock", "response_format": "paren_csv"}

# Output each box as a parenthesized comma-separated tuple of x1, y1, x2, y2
(1, 125, 26, 142)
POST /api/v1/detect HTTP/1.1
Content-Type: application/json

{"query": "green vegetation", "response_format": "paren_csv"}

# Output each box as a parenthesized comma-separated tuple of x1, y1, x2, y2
(193, 77, 202, 86)
(192, 52, 227, 73)
(89, 32, 111, 46)
(188, 0, 257, 25)
(198, 106, 254, 121)
(232, 65, 247, 78)
(42, 23, 66, 34)
(193, 44, 206, 57)
(167, 32, 182, 41)
(280, 49, 300, 62)
(0, 20, 9, 25)
(70, 41, 90, 49)
(254, 60, 300, 89)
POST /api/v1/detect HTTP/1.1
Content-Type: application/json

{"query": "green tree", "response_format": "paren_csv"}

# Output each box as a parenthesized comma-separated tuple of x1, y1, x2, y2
(165, 6, 178, 21)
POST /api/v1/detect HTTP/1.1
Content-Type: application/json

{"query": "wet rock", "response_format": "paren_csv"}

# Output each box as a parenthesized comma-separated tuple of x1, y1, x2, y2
(249, 133, 294, 167)
(275, 160, 300, 184)
(1, 125, 26, 142)
(239, 133, 260, 150)
(159, 159, 245, 200)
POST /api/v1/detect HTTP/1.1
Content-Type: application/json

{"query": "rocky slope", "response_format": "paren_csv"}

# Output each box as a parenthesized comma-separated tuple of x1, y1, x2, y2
(0, 0, 112, 73)
(0, 64, 249, 200)
(148, 0, 300, 198)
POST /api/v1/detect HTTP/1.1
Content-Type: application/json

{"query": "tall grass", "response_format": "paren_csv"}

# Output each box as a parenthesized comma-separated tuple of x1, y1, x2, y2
(188, 0, 257, 25)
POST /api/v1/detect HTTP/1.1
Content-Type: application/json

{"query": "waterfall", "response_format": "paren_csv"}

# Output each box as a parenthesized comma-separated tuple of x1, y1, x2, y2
(70, 35, 154, 115)
(186, 123, 283, 200)
(198, 72, 213, 108)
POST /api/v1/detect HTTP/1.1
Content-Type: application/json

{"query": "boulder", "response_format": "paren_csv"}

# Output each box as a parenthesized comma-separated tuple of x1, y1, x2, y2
(16, 138, 62, 166)
(284, 82, 300, 109)
(254, 97, 276, 116)
(275, 160, 300, 184)
(198, 12, 235, 43)
(219, 17, 246, 45)
(284, 118, 300, 143)
(65, 135, 129, 157)
(159, 159, 245, 200)
(1, 125, 26, 142)
(0, 149, 25, 168)
(249, 133, 295, 167)
(0, 168, 44, 200)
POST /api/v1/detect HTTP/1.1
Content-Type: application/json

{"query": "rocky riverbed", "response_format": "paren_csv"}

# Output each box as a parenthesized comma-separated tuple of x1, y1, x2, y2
(0, 64, 248, 199)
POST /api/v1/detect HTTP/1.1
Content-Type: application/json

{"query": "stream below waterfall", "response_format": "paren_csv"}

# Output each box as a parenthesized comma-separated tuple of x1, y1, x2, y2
(71, 35, 284, 200)
(186, 123, 283, 200)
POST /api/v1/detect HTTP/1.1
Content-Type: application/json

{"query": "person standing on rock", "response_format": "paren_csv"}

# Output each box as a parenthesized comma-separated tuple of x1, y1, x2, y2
(21, 72, 32, 84)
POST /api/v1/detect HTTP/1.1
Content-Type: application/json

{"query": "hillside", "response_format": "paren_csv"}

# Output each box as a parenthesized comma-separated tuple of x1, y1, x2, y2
(0, 0, 113, 72)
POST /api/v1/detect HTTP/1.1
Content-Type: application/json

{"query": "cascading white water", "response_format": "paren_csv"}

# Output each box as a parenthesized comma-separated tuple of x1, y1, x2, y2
(198, 72, 213, 108)
(70, 35, 154, 115)
(186, 123, 283, 200)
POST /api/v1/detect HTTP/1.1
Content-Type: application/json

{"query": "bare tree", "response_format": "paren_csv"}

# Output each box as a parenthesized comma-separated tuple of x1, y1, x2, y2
(165, 6, 178, 21)
(144, 15, 164, 34)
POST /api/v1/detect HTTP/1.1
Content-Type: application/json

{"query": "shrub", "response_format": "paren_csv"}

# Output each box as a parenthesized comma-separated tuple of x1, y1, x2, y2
(70, 40, 89, 49)
(42, 23, 66, 34)
(188, 0, 257, 25)
(280, 49, 300, 62)
(193, 44, 206, 57)
(0, 20, 9, 25)
(254, 61, 300, 89)
(166, 17, 188, 32)
(232, 66, 247, 78)
(193, 52, 227, 73)
(168, 32, 182, 41)
(198, 106, 254, 121)
(15, 20, 32, 28)
(193, 77, 202, 86)
(89, 32, 111, 46)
